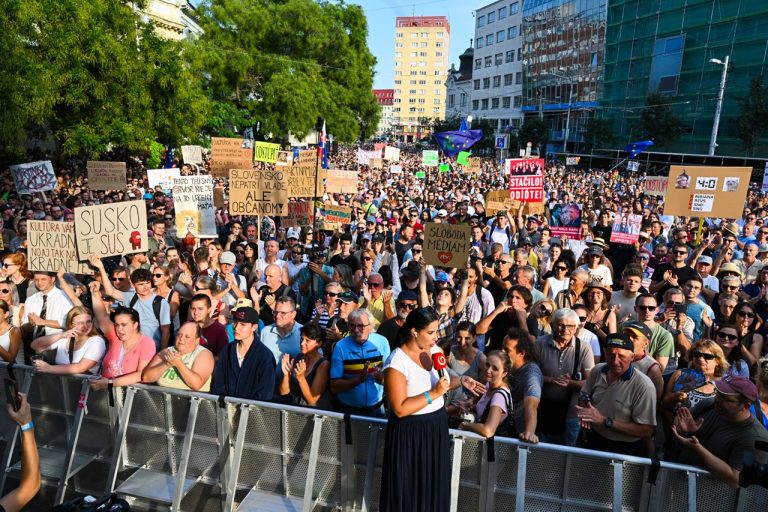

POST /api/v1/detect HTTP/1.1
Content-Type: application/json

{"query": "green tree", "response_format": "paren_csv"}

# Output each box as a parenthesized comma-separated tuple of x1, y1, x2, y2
(635, 93, 684, 150)
(518, 117, 549, 155)
(583, 117, 614, 153)
(736, 75, 768, 156)
(196, 0, 379, 143)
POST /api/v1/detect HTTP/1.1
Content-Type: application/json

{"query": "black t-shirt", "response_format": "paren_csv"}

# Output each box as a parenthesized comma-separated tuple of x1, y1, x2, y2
(592, 223, 613, 242)
(650, 263, 698, 301)
(486, 311, 539, 352)
(395, 239, 412, 262)
(487, 273, 515, 305)
(377, 317, 402, 351)
(329, 253, 360, 272)
(258, 284, 298, 325)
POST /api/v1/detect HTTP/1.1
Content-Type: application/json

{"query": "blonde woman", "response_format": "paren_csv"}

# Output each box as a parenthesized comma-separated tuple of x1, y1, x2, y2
(0, 300, 21, 363)
(31, 306, 106, 375)
(663, 339, 729, 418)
(152, 266, 180, 334)
(0, 280, 23, 327)
(530, 299, 556, 337)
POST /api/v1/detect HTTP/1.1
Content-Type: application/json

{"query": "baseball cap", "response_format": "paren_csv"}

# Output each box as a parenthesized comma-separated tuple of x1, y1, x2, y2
(232, 298, 253, 311)
(759, 243, 768, 253)
(586, 246, 604, 256)
(622, 321, 653, 340)
(437, 209, 448, 218)
(337, 291, 359, 304)
(372, 233, 385, 243)
(360, 233, 372, 241)
(520, 237, 534, 246)
(435, 271, 450, 283)
(604, 333, 634, 352)
(715, 375, 758, 402)
(397, 290, 418, 302)
(220, 251, 236, 265)
(286, 228, 300, 239)
(232, 307, 259, 324)
(697, 255, 713, 265)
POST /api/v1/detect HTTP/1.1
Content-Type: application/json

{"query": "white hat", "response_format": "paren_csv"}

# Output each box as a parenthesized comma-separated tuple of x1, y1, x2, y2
(286, 228, 300, 239)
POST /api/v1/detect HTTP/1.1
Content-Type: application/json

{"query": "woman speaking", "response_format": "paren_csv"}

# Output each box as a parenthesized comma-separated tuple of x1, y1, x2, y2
(380, 307, 484, 511)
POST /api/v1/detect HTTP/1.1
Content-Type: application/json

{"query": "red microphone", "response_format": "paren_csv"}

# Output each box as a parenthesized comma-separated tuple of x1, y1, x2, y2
(432, 352, 447, 378)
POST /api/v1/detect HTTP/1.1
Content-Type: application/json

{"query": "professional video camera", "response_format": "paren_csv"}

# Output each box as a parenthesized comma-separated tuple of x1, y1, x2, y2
(739, 440, 768, 488)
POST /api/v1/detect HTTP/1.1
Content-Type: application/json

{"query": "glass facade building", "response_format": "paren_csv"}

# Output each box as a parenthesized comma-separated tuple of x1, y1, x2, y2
(522, 0, 607, 154)
(601, 1, 768, 156)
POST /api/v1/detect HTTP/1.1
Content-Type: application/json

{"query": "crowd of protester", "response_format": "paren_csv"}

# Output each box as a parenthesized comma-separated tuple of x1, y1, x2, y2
(1, 144, 767, 490)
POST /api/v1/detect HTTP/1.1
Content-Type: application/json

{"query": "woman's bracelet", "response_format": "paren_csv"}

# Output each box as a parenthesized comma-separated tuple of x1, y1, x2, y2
(423, 391, 432, 405)
(20, 421, 34, 432)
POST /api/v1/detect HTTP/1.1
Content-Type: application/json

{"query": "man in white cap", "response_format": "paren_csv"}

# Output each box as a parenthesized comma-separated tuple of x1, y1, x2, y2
(695, 255, 719, 301)
(219, 251, 247, 308)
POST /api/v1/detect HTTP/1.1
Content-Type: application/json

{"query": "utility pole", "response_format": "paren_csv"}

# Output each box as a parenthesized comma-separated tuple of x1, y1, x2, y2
(708, 55, 729, 156)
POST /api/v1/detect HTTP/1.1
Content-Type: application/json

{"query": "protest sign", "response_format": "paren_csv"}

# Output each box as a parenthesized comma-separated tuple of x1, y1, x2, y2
(322, 205, 352, 230)
(566, 156, 581, 166)
(211, 137, 253, 176)
(422, 150, 439, 167)
(644, 176, 669, 197)
(627, 161, 640, 172)
(508, 158, 545, 205)
(213, 187, 226, 208)
(181, 145, 204, 165)
(415, 171, 426, 179)
(357, 149, 380, 166)
(10, 161, 57, 195)
(423, 222, 471, 269)
(286, 166, 317, 198)
(172, 176, 217, 238)
(485, 190, 516, 216)
(323, 169, 358, 195)
(147, 168, 181, 193)
(390, 165, 403, 174)
(286, 201, 314, 228)
(549, 202, 582, 239)
(439, 163, 450, 173)
(254, 141, 281, 163)
(374, 142, 386, 152)
(28, 221, 93, 274)
(457, 151, 471, 166)
(87, 161, 126, 191)
(464, 157, 481, 174)
(276, 151, 294, 166)
(297, 150, 315, 166)
(73, 200, 148, 259)
(229, 169, 288, 217)
(762, 163, 768, 193)
(664, 165, 751, 218)
(610, 214, 643, 245)
(509, 158, 544, 176)
(384, 146, 400, 162)
(369, 158, 383, 169)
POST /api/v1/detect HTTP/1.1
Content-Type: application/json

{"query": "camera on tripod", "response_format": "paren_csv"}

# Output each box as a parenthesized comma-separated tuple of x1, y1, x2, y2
(739, 440, 768, 488)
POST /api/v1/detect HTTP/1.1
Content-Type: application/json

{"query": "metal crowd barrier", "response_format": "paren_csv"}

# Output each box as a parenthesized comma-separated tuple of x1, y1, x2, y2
(0, 363, 766, 511)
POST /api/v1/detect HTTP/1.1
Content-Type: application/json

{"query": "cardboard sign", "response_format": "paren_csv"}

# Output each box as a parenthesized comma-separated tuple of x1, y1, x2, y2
(422, 150, 439, 167)
(87, 161, 126, 191)
(357, 149, 380, 166)
(457, 151, 471, 166)
(213, 187, 226, 208)
(384, 146, 400, 162)
(254, 141, 281, 163)
(465, 157, 481, 174)
(485, 190, 516, 216)
(550, 202, 582, 239)
(610, 214, 643, 245)
(28, 221, 93, 274)
(211, 137, 253, 176)
(322, 205, 352, 230)
(644, 176, 669, 197)
(286, 166, 317, 198)
(323, 169, 358, 195)
(228, 169, 288, 216)
(181, 145, 204, 165)
(423, 222, 471, 269)
(369, 158, 383, 169)
(297, 150, 315, 166)
(286, 201, 314, 228)
(10, 161, 57, 195)
(172, 176, 217, 238)
(147, 168, 181, 192)
(73, 200, 148, 259)
(664, 165, 751, 218)
(276, 151, 294, 166)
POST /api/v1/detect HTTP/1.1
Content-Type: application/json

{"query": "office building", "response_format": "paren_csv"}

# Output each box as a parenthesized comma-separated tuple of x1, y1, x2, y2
(393, 16, 450, 142)
(373, 89, 395, 138)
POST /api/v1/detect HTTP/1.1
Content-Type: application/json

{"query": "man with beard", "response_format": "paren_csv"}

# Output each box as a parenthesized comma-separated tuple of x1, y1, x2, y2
(376, 290, 418, 350)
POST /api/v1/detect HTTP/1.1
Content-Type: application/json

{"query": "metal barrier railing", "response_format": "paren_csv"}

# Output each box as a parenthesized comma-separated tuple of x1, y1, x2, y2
(0, 363, 766, 511)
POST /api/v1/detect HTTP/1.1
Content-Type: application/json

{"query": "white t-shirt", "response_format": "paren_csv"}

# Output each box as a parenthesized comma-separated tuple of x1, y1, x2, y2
(579, 264, 613, 287)
(50, 335, 107, 374)
(384, 346, 444, 414)
(578, 329, 601, 360)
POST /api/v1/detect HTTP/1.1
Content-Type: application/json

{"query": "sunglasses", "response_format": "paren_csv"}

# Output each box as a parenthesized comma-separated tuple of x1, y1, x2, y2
(666, 301, 683, 307)
(111, 277, 126, 282)
(194, 286, 206, 292)
(577, 316, 587, 322)
(723, 285, 739, 290)
(737, 310, 756, 318)
(152, 273, 165, 278)
(693, 351, 717, 361)
(636, 255, 649, 260)
(369, 282, 383, 288)
(398, 303, 418, 310)
(325, 292, 339, 297)
(2, 263, 14, 268)
(673, 250, 688, 255)
(555, 266, 568, 271)
(637, 305, 657, 311)
(0, 289, 9, 294)
(412, 249, 422, 253)
(717, 332, 738, 341)
(362, 257, 373, 261)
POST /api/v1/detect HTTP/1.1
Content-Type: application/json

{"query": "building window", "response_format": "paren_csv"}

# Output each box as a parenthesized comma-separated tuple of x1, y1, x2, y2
(488, 11, 496, 23)
(483, 77, 491, 89)
(420, 32, 428, 37)
(497, 31, 505, 43)
(510, 2, 519, 14)
(436, 51, 443, 57)
(460, 93, 467, 107)
(418, 80, 426, 85)
(502, 97, 511, 108)
(481, 99, 489, 110)
(504, 74, 513, 86)
(476, 38, 484, 49)
(484, 56, 492, 67)
(493, 76, 501, 88)
(495, 53, 503, 65)
(419, 51, 427, 57)
(477, 15, 485, 27)
(486, 34, 493, 46)
(514, 95, 522, 107)
(473, 79, 481, 90)
(448, 94, 455, 107)
(506, 50, 514, 63)
(515, 72, 522, 84)
(418, 99, 425, 104)
(517, 48, 522, 60)
(394, 80, 401, 85)
(434, 98, 441, 104)
(499, 6, 507, 18)
(472, 100, 479, 110)
(437, 32, 444, 38)
(434, 80, 442, 85)
(508, 26, 517, 39)
(396, 32, 403, 38)
(491, 98, 500, 109)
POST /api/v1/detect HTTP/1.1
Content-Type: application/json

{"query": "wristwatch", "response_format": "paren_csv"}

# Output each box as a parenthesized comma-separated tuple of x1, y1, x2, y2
(603, 417, 614, 429)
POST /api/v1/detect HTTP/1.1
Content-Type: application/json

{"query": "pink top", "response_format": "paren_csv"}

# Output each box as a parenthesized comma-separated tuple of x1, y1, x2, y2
(101, 329, 157, 379)
(475, 388, 510, 424)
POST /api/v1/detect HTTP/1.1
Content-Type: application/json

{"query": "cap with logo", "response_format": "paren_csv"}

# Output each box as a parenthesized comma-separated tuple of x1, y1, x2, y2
(604, 333, 634, 352)
(232, 307, 259, 324)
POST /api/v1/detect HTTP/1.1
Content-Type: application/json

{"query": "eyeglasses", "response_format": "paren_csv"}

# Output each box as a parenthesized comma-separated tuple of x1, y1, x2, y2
(693, 351, 717, 361)
(557, 324, 578, 331)
(194, 286, 206, 292)
(723, 285, 739, 290)
(716, 332, 738, 341)
(275, 310, 293, 316)
(111, 277, 126, 282)
(152, 273, 165, 278)
(737, 310, 756, 318)
(325, 292, 339, 297)
(348, 323, 370, 330)
(398, 303, 418, 310)
(637, 305, 657, 311)
(666, 301, 683, 307)
(636, 255, 649, 260)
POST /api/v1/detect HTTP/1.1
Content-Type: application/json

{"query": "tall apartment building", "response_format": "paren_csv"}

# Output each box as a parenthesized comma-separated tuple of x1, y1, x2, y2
(393, 16, 450, 143)
(470, 1, 525, 135)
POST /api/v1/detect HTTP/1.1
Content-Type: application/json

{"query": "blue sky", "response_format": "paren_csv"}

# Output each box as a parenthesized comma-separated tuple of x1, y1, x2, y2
(353, 0, 489, 89)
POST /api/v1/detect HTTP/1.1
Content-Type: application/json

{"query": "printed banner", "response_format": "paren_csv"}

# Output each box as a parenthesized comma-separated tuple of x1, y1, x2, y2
(286, 201, 314, 228)
(172, 176, 217, 238)
(276, 150, 294, 166)
(357, 149, 381, 166)
(384, 146, 400, 162)
(87, 161, 126, 191)
(286, 166, 317, 198)
(73, 200, 148, 259)
(28, 221, 93, 274)
(228, 169, 288, 217)
(322, 204, 352, 230)
(10, 161, 57, 195)
(610, 213, 643, 245)
(181, 145, 204, 165)
(423, 222, 472, 269)
(211, 137, 253, 176)
(664, 165, 751, 218)
(422, 150, 439, 167)
(147, 168, 181, 192)
(254, 141, 281, 163)
(549, 202, 582, 239)
(644, 176, 669, 197)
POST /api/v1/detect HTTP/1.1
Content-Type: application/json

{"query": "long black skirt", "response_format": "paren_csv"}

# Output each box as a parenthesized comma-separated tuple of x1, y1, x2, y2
(379, 408, 450, 512)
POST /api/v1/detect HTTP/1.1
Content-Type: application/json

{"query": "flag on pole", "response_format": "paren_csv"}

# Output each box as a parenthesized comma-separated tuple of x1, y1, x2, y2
(624, 140, 654, 158)
(318, 120, 329, 169)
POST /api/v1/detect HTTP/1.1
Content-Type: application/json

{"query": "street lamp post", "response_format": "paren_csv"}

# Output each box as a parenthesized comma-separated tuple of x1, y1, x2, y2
(708, 55, 729, 156)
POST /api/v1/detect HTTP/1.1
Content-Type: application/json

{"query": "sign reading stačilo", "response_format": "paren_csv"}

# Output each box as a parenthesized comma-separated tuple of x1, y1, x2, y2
(10, 161, 57, 195)
(73, 200, 148, 259)
(254, 142, 281, 163)
(508, 158, 545, 203)
(87, 161, 126, 191)
(210, 137, 253, 176)
(172, 176, 217, 238)
(228, 169, 288, 217)
(663, 165, 751, 218)
(422, 222, 471, 269)
(28, 221, 93, 274)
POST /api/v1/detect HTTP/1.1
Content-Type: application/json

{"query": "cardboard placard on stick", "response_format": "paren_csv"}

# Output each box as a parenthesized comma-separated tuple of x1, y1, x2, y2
(73, 200, 148, 259)
(422, 150, 439, 167)
(254, 142, 281, 163)
(610, 214, 643, 245)
(423, 222, 471, 269)
(297, 150, 315, 166)
(172, 176, 217, 238)
(213, 187, 226, 208)
(10, 161, 57, 195)
(323, 169, 358, 195)
(147, 168, 181, 192)
(87, 161, 126, 191)
(228, 169, 288, 217)
(28, 221, 93, 274)
(663, 165, 751, 218)
(276, 151, 294, 166)
(286, 200, 314, 228)
(644, 176, 669, 197)
(211, 137, 253, 176)
(465, 157, 481, 174)
(286, 166, 317, 198)
(181, 145, 204, 165)
(322, 205, 352, 230)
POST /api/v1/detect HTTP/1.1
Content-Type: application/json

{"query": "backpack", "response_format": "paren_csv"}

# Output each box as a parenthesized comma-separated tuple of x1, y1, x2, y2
(479, 387, 516, 438)
(128, 293, 171, 339)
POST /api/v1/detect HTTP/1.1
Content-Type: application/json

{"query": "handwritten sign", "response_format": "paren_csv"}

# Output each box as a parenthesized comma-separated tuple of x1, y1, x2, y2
(286, 201, 314, 228)
(28, 221, 93, 274)
(297, 150, 315, 166)
(369, 158, 383, 169)
(644, 176, 668, 197)
(357, 149, 380, 166)
(254, 141, 281, 163)
(485, 190, 516, 216)
(213, 187, 226, 208)
(464, 157, 481, 174)
(422, 150, 439, 167)
(384, 146, 400, 162)
(73, 201, 148, 259)
(286, 166, 317, 198)
(229, 169, 288, 217)
(147, 168, 181, 192)
(172, 176, 217, 238)
(423, 222, 471, 269)
(664, 165, 751, 218)
(10, 161, 57, 195)
(211, 137, 253, 176)
(87, 161, 126, 191)
(323, 169, 358, 195)
(322, 205, 352, 230)
(181, 145, 204, 165)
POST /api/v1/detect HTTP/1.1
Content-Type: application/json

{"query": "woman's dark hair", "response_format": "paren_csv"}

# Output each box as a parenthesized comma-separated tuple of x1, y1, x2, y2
(300, 323, 323, 342)
(558, 249, 577, 270)
(553, 256, 574, 273)
(729, 301, 760, 334)
(420, 209, 432, 222)
(715, 323, 743, 364)
(456, 321, 476, 337)
(180, 251, 198, 275)
(435, 286, 457, 305)
(379, 265, 393, 288)
(508, 285, 533, 309)
(110, 306, 141, 326)
(396, 307, 439, 347)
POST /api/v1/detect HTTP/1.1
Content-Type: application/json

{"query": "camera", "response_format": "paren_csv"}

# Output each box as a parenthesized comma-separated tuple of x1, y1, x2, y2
(739, 440, 768, 488)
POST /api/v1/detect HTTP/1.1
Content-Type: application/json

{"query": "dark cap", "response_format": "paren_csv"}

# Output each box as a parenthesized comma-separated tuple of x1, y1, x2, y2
(586, 246, 604, 256)
(372, 233, 385, 243)
(604, 333, 634, 352)
(232, 307, 259, 324)
(622, 320, 652, 340)
(715, 376, 758, 402)
(397, 290, 418, 302)
(337, 291, 359, 304)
